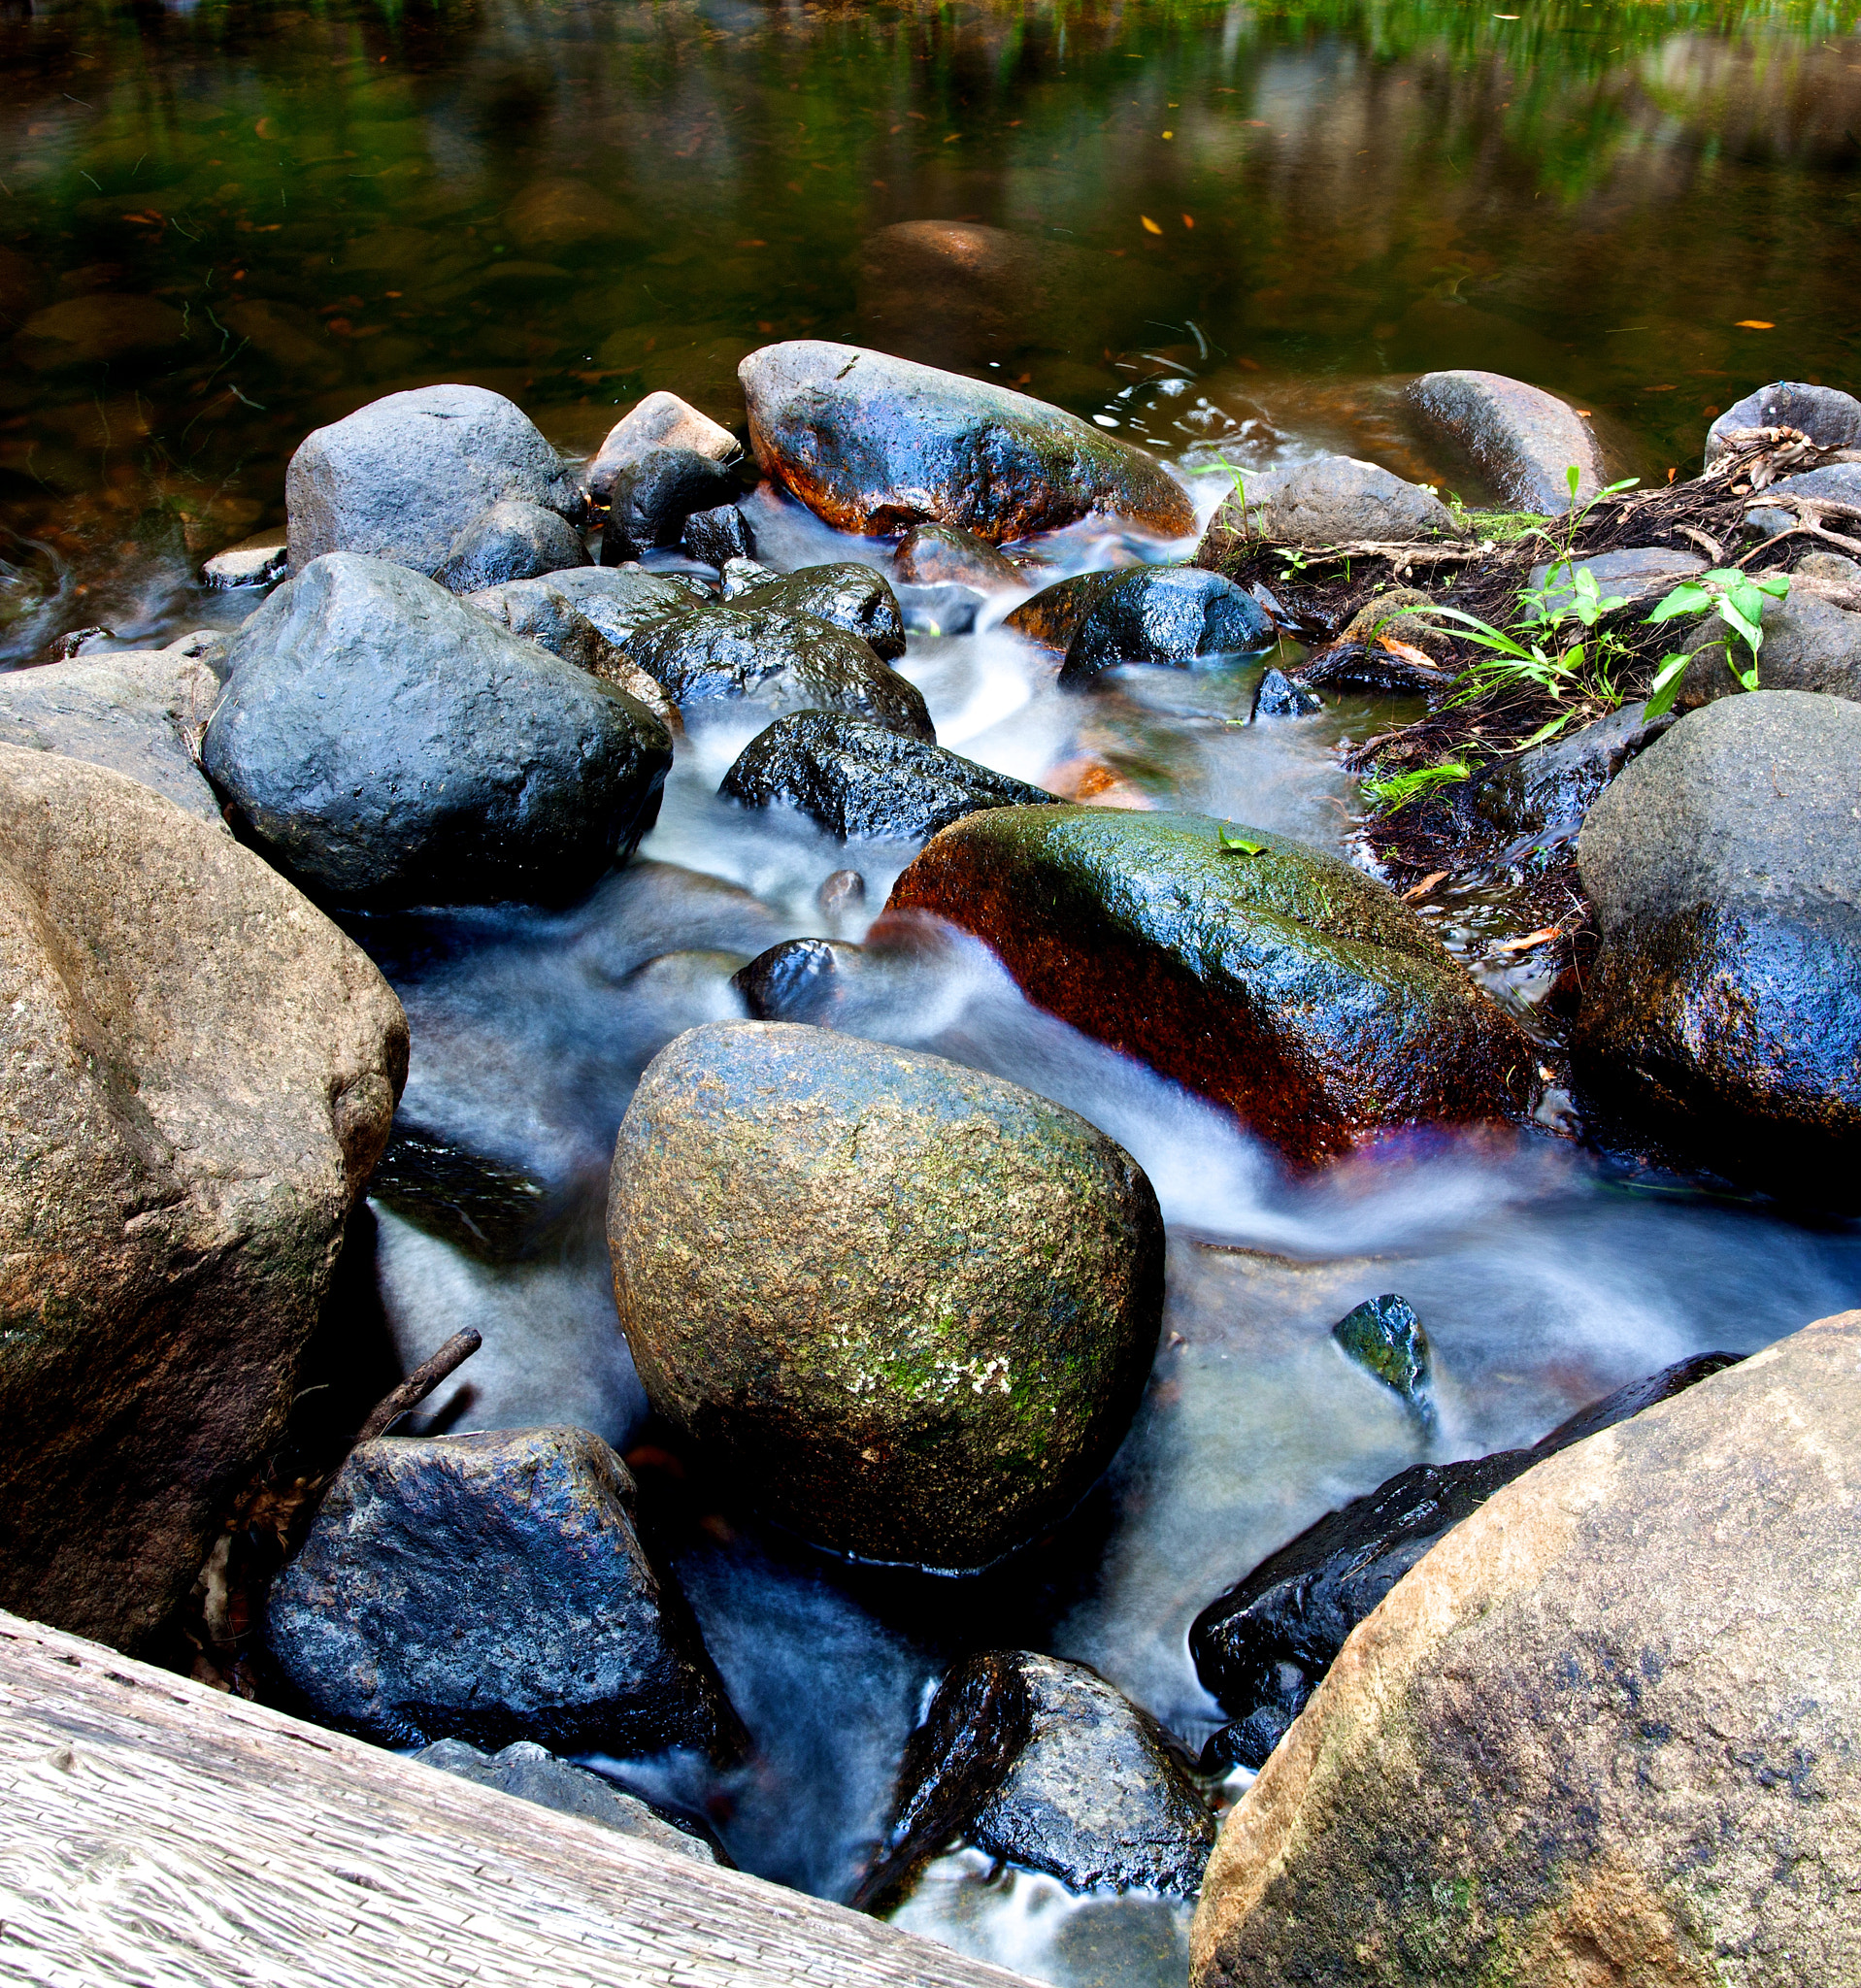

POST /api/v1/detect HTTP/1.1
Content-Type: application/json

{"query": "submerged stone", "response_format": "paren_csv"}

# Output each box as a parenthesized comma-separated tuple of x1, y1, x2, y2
(719, 711, 1056, 842)
(1190, 1351, 1739, 1772)
(895, 580, 986, 637)
(740, 341, 1195, 543)
(1059, 567, 1274, 686)
(267, 1426, 747, 1761)
(894, 521, 1027, 592)
(857, 1651, 1214, 1907)
(620, 605, 932, 741)
(203, 553, 671, 907)
(886, 808, 1531, 1170)
(607, 1022, 1164, 1572)
(1331, 1294, 1435, 1431)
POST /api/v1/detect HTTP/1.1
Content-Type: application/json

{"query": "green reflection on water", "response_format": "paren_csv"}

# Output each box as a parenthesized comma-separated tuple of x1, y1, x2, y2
(2, 0, 1858, 649)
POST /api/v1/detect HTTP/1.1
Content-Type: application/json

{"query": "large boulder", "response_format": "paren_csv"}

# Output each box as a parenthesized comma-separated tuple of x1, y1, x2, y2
(1573, 690, 1861, 1195)
(887, 808, 1530, 1169)
(203, 553, 672, 908)
(1191, 1353, 1739, 1772)
(856, 1651, 1214, 1907)
(285, 383, 583, 578)
(1705, 379, 1861, 465)
(267, 1426, 746, 1761)
(0, 648, 225, 826)
(1406, 368, 1604, 511)
(740, 341, 1195, 543)
(0, 746, 407, 1651)
(1059, 567, 1274, 686)
(607, 1022, 1164, 1572)
(720, 711, 1056, 841)
(619, 604, 933, 741)
(1190, 1311, 1861, 1988)
(1196, 458, 1458, 560)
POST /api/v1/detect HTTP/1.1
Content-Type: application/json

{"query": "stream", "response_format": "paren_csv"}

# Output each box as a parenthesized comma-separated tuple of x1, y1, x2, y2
(7, 4, 1861, 1984)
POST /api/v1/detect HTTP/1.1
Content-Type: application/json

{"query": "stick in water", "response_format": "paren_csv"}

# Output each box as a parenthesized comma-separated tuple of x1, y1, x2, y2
(355, 1329, 482, 1444)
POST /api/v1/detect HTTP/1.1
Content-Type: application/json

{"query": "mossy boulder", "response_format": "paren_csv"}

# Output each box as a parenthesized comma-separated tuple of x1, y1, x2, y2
(887, 808, 1530, 1168)
(606, 1022, 1163, 1572)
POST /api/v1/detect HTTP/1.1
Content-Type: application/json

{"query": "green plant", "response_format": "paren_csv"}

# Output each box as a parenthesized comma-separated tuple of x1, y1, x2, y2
(1402, 591, 1628, 746)
(1217, 826, 1268, 855)
(1361, 760, 1473, 812)
(1643, 568, 1790, 716)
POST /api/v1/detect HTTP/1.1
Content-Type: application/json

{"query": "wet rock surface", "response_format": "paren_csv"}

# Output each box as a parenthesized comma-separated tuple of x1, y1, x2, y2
(432, 497, 591, 593)
(894, 522, 1027, 593)
(267, 1426, 746, 1760)
(619, 603, 932, 739)
(203, 553, 671, 908)
(887, 808, 1530, 1169)
(1293, 641, 1450, 699)
(0, 648, 226, 825)
(464, 575, 621, 675)
(600, 446, 741, 559)
(587, 390, 739, 506)
(1248, 667, 1323, 720)
(858, 1651, 1214, 1907)
(0, 746, 406, 1652)
(681, 502, 754, 567)
(1574, 689, 1861, 1196)
(1190, 1317, 1857, 1988)
(731, 561, 909, 661)
(1002, 571, 1120, 651)
(285, 383, 583, 578)
(1197, 457, 1458, 554)
(1462, 698, 1674, 848)
(607, 1022, 1164, 1572)
(1059, 568, 1273, 686)
(1705, 379, 1861, 464)
(1331, 1294, 1435, 1431)
(720, 711, 1056, 842)
(201, 535, 288, 590)
(414, 1739, 719, 1863)
(542, 564, 699, 646)
(740, 341, 1195, 543)
(1191, 1351, 1739, 1773)
(1406, 368, 1605, 511)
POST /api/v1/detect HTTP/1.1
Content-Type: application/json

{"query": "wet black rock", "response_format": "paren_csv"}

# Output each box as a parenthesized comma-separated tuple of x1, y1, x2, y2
(720, 711, 1056, 841)
(1191, 1351, 1741, 1770)
(621, 605, 933, 740)
(266, 1426, 748, 1761)
(730, 937, 847, 1023)
(1573, 689, 1861, 1197)
(464, 576, 619, 675)
(1294, 641, 1452, 699)
(1706, 381, 1861, 466)
(203, 552, 672, 907)
(1249, 667, 1323, 720)
(738, 562, 909, 661)
(587, 390, 739, 507)
(1059, 568, 1274, 686)
(681, 503, 754, 567)
(894, 521, 1027, 592)
(1406, 369, 1605, 512)
(1522, 547, 1704, 623)
(286, 383, 584, 579)
(896, 581, 986, 637)
(0, 647, 226, 827)
(368, 1120, 552, 1262)
(1463, 699, 1675, 852)
(600, 447, 741, 561)
(431, 498, 588, 594)
(1003, 571, 1120, 652)
(415, 1739, 719, 1863)
(1332, 1293, 1436, 1433)
(856, 1651, 1214, 1907)
(543, 565, 699, 646)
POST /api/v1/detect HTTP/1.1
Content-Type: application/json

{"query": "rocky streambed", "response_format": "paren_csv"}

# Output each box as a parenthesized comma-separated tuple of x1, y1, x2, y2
(3, 340, 1859, 1988)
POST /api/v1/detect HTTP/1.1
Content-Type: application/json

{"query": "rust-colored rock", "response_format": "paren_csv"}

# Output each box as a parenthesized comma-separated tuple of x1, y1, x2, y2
(886, 807, 1529, 1168)
(739, 342, 1195, 545)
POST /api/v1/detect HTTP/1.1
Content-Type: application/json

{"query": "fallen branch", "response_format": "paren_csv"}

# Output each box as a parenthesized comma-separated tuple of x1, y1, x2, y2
(356, 1329, 483, 1444)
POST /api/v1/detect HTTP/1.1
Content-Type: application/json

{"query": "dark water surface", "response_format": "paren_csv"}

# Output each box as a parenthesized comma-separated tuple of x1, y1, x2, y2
(9, 5, 1861, 1983)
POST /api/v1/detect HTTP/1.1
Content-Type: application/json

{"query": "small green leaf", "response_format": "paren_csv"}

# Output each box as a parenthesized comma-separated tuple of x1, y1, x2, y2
(1566, 464, 1581, 498)
(1646, 583, 1713, 624)
(1643, 650, 1691, 720)
(1753, 571, 1792, 599)
(1218, 827, 1268, 856)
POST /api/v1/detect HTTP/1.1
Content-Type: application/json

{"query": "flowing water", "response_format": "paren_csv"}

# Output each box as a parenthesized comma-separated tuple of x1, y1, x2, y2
(8, 4, 1861, 1982)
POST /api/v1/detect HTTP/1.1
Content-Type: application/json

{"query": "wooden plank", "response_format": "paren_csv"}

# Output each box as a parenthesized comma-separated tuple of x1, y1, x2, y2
(0, 1611, 1035, 1988)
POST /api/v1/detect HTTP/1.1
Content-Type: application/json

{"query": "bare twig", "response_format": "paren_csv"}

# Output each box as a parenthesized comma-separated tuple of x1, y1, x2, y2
(356, 1329, 483, 1444)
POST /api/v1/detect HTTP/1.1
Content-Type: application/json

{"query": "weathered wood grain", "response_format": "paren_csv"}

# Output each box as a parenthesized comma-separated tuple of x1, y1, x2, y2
(0, 1611, 1035, 1988)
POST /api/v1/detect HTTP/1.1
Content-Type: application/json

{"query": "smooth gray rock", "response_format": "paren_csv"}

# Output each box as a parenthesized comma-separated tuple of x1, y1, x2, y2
(432, 498, 590, 594)
(1522, 546, 1704, 620)
(1197, 456, 1458, 553)
(620, 605, 933, 740)
(0, 650, 225, 825)
(285, 383, 583, 578)
(857, 1651, 1214, 1905)
(720, 711, 1056, 841)
(203, 553, 671, 907)
(1574, 690, 1861, 1193)
(1743, 459, 1861, 538)
(1407, 369, 1604, 512)
(267, 1427, 746, 1760)
(414, 1740, 717, 1863)
(1672, 584, 1861, 708)
(586, 391, 738, 508)
(1706, 380, 1861, 465)
(463, 576, 620, 675)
